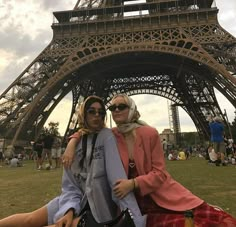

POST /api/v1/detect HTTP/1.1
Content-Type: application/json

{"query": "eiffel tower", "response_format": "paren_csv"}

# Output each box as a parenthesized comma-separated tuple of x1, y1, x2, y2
(0, 0, 235, 146)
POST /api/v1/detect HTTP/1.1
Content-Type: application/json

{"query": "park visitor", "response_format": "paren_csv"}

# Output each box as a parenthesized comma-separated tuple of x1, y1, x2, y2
(0, 95, 145, 227)
(33, 134, 44, 170)
(51, 136, 62, 168)
(41, 132, 54, 170)
(9, 155, 23, 167)
(209, 116, 227, 166)
(64, 93, 236, 227)
(110, 94, 236, 226)
(177, 149, 187, 160)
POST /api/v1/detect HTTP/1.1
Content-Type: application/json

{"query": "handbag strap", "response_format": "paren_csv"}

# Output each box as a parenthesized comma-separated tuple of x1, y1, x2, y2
(89, 133, 98, 165)
(79, 133, 98, 168)
(78, 208, 135, 227)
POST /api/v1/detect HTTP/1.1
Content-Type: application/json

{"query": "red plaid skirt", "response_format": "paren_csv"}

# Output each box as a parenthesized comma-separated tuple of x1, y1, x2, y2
(145, 202, 236, 227)
(128, 162, 236, 227)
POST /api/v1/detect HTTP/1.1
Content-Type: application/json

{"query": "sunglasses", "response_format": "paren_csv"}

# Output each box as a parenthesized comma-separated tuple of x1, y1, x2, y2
(87, 108, 106, 117)
(108, 104, 129, 112)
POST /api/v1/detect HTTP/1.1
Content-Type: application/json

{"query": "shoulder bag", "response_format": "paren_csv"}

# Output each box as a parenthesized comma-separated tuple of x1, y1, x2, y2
(77, 208, 135, 227)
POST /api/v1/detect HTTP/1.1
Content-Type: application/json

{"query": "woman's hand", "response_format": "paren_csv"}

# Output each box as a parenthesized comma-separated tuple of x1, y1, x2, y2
(44, 216, 81, 227)
(71, 216, 81, 227)
(54, 209, 74, 227)
(61, 138, 79, 168)
(113, 179, 134, 199)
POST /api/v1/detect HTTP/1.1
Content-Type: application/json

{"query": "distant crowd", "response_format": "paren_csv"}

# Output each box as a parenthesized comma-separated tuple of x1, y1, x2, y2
(162, 115, 236, 167)
(0, 133, 64, 170)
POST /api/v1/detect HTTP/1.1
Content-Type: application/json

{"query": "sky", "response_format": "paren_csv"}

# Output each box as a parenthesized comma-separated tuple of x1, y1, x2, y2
(0, 0, 236, 135)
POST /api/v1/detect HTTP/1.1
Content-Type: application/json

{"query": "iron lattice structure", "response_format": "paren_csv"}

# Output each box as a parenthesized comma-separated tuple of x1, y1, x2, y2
(0, 0, 236, 145)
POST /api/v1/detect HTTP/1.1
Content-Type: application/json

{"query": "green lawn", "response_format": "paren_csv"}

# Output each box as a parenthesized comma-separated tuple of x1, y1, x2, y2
(0, 158, 235, 219)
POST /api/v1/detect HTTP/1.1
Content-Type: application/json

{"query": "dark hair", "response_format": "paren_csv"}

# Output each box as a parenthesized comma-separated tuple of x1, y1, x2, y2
(79, 96, 106, 168)
(84, 96, 106, 120)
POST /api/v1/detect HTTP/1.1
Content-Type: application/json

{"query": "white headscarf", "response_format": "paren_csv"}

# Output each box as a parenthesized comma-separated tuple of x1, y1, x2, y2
(112, 94, 148, 133)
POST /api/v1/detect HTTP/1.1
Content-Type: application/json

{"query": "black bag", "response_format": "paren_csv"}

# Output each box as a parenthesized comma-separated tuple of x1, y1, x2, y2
(77, 208, 135, 227)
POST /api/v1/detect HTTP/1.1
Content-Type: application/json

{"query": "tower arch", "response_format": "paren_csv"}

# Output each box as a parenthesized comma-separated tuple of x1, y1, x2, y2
(0, 1, 235, 145)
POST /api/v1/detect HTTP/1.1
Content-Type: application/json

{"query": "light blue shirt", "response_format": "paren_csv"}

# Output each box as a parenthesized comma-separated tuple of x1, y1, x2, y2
(47, 128, 146, 227)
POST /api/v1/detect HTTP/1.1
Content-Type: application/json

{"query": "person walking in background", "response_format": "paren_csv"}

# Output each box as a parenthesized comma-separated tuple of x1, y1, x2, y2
(161, 138, 168, 158)
(209, 116, 227, 166)
(42, 133, 54, 169)
(51, 136, 62, 168)
(63, 93, 236, 226)
(33, 135, 44, 170)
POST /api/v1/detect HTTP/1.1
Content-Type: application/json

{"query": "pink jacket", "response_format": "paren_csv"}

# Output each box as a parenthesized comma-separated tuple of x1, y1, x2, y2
(112, 126, 204, 211)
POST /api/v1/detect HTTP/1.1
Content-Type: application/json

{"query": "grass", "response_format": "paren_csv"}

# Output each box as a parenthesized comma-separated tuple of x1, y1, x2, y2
(0, 157, 235, 219)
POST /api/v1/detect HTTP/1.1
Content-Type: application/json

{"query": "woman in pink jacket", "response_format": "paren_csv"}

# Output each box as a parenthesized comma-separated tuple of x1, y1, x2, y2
(109, 94, 236, 227)
(64, 94, 236, 226)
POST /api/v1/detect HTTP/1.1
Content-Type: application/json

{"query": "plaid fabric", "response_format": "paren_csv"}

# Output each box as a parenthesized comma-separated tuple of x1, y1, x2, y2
(128, 162, 236, 227)
(146, 203, 236, 227)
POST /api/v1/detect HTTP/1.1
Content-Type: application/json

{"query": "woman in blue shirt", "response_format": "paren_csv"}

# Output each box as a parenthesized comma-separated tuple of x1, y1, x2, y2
(0, 96, 145, 227)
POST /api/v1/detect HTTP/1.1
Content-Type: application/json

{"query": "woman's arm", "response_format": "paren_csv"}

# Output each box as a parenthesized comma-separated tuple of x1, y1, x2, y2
(55, 167, 83, 219)
(51, 166, 83, 226)
(52, 136, 83, 224)
(61, 133, 81, 168)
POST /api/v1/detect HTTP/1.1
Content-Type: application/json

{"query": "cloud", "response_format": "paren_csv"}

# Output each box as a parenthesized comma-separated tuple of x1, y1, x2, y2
(216, 0, 236, 35)
(38, 0, 76, 12)
(0, 27, 49, 56)
(0, 29, 52, 92)
(0, 0, 54, 92)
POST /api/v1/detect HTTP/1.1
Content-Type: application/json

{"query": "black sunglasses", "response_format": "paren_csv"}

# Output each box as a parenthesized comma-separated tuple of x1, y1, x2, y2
(108, 104, 129, 112)
(87, 108, 106, 117)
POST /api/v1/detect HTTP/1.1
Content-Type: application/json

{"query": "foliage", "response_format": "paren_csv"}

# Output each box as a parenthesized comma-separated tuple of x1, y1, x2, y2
(179, 132, 201, 147)
(0, 158, 235, 219)
(42, 121, 60, 136)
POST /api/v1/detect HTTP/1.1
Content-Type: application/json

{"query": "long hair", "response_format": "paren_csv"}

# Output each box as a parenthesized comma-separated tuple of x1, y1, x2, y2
(77, 95, 106, 168)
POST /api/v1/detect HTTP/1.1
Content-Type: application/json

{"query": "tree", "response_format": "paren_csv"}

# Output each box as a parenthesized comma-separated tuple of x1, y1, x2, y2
(42, 121, 60, 136)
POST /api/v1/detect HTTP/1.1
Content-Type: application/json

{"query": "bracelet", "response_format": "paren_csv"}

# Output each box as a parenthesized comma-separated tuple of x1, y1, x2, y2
(132, 178, 136, 191)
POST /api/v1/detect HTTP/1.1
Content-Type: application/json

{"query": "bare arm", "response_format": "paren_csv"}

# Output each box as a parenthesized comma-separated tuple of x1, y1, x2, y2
(62, 135, 80, 168)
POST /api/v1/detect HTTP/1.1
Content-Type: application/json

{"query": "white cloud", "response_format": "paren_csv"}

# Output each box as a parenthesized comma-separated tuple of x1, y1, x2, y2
(1, 2, 48, 39)
(216, 0, 236, 35)
(0, 50, 14, 74)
